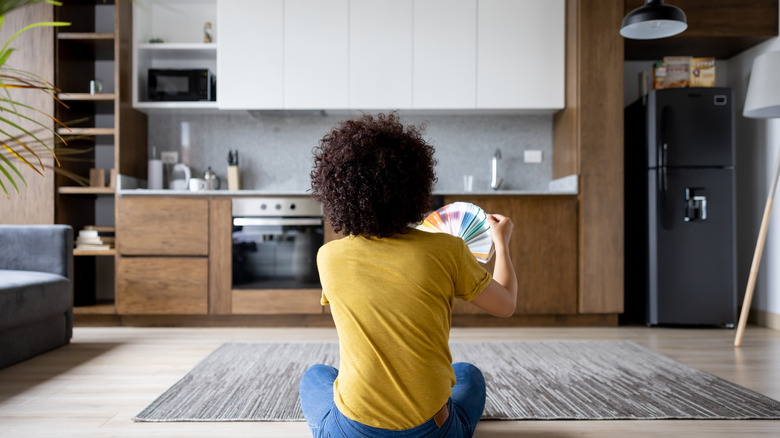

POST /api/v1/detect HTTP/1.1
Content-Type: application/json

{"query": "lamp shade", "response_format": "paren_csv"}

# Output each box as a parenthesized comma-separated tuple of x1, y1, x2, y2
(620, 0, 687, 40)
(744, 50, 780, 119)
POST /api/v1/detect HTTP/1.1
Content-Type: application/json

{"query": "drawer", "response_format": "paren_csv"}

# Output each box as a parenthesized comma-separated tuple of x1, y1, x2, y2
(116, 257, 208, 314)
(117, 197, 209, 255)
(231, 289, 323, 314)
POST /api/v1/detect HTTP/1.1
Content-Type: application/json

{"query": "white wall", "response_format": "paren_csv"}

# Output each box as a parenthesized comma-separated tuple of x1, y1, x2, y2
(727, 7, 780, 320)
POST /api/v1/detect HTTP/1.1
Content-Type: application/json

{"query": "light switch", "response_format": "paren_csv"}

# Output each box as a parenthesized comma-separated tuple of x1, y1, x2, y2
(161, 151, 178, 164)
(524, 150, 543, 163)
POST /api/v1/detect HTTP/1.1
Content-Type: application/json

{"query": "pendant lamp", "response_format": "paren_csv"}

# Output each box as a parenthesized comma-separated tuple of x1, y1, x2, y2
(620, 0, 687, 40)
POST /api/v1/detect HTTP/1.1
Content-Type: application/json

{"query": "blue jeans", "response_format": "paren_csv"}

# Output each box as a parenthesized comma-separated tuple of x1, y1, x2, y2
(299, 362, 486, 438)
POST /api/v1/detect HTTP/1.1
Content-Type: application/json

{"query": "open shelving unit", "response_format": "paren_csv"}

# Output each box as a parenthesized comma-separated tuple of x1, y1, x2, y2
(54, 0, 148, 312)
(132, 0, 218, 110)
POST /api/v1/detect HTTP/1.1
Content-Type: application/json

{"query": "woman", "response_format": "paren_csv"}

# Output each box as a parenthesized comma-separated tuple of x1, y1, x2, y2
(300, 113, 518, 437)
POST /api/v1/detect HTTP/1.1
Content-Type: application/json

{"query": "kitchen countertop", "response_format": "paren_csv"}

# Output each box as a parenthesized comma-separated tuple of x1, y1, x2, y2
(117, 175, 578, 196)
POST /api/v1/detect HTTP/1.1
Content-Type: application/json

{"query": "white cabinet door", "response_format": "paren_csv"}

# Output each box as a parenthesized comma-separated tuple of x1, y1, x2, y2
(477, 0, 564, 109)
(285, 0, 348, 109)
(349, 0, 413, 109)
(217, 0, 283, 109)
(413, 0, 476, 109)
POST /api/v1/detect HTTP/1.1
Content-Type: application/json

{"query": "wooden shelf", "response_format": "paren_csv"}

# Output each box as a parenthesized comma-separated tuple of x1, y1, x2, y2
(57, 92, 116, 101)
(74, 248, 116, 256)
(57, 127, 115, 136)
(58, 186, 115, 195)
(58, 32, 115, 40)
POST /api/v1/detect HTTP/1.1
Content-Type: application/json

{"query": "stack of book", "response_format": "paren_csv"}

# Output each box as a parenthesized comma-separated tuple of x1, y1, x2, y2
(75, 226, 115, 251)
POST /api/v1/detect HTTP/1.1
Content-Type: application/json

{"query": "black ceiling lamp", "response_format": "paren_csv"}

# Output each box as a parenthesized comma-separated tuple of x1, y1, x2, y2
(620, 0, 688, 40)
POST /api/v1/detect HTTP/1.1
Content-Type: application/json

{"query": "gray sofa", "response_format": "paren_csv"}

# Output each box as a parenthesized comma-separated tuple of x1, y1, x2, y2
(0, 225, 73, 369)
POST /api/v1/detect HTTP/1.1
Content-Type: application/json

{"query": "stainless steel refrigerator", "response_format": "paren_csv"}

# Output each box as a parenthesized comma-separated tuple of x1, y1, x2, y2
(624, 88, 737, 327)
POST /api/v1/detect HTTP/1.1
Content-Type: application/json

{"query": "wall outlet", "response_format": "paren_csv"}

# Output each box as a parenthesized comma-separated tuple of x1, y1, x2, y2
(524, 150, 543, 163)
(161, 151, 178, 164)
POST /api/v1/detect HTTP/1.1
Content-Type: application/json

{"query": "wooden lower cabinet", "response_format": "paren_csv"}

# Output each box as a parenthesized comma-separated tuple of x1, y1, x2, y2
(116, 256, 208, 314)
(445, 195, 578, 316)
(106, 194, 584, 323)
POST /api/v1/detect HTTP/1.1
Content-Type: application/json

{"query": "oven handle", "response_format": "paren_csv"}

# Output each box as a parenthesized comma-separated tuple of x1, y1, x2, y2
(233, 217, 323, 227)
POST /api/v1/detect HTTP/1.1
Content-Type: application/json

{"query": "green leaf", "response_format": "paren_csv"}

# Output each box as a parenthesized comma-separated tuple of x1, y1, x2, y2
(0, 21, 70, 57)
(0, 152, 26, 194)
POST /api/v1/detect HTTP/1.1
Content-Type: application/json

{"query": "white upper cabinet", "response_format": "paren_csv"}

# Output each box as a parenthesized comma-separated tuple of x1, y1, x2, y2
(284, 0, 349, 109)
(413, 0, 477, 109)
(349, 0, 413, 109)
(136, 0, 564, 111)
(477, 0, 565, 109)
(217, 0, 283, 109)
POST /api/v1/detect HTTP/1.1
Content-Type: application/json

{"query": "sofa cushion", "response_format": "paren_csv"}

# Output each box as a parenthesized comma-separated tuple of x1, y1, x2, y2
(0, 270, 72, 331)
(0, 225, 72, 277)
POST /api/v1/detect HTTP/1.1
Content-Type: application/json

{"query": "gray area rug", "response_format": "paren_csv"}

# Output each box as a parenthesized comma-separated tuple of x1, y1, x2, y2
(133, 340, 780, 422)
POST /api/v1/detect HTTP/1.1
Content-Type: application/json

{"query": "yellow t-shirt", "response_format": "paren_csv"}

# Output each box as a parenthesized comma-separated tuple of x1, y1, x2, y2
(317, 228, 492, 430)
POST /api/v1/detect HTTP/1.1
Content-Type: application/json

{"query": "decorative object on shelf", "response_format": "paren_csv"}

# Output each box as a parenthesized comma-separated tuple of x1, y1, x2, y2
(89, 168, 105, 187)
(417, 202, 495, 263)
(735, 50, 780, 347)
(204, 21, 212, 43)
(620, 0, 687, 40)
(89, 78, 102, 94)
(75, 227, 113, 251)
(0, 0, 70, 198)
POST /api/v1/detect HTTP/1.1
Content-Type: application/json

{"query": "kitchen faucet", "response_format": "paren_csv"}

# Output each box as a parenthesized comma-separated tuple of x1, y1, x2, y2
(491, 148, 503, 190)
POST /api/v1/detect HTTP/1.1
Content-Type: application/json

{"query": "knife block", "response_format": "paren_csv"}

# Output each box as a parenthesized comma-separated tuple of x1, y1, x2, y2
(227, 165, 240, 191)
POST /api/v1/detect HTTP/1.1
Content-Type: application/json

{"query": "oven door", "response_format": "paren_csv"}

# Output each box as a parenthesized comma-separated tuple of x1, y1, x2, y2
(232, 217, 323, 289)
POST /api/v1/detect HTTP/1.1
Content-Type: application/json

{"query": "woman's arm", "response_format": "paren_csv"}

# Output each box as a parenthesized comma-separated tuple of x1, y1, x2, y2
(469, 214, 518, 318)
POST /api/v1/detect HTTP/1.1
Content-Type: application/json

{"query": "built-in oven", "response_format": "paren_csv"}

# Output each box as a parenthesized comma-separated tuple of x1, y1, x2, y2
(232, 197, 323, 290)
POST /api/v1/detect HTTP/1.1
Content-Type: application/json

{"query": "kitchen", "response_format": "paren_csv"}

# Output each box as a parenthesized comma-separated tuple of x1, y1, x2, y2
(62, 0, 602, 325)
(2, 0, 779, 329)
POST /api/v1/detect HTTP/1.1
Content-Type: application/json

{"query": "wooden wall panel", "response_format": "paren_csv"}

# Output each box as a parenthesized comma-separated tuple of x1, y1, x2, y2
(116, 0, 148, 178)
(117, 197, 209, 255)
(552, 0, 579, 180)
(0, 3, 54, 224)
(209, 198, 232, 314)
(578, 0, 624, 313)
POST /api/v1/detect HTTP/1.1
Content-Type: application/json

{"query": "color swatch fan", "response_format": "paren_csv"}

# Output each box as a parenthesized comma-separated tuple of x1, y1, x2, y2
(418, 202, 495, 263)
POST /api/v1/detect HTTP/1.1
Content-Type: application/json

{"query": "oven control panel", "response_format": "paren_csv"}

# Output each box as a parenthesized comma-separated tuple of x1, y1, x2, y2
(232, 197, 323, 217)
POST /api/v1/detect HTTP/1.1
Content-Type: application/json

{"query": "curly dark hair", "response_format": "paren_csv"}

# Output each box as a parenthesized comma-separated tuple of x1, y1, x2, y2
(311, 113, 437, 238)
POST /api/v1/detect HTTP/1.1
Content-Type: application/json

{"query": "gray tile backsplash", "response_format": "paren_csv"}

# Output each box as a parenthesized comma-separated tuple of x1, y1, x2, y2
(148, 111, 553, 193)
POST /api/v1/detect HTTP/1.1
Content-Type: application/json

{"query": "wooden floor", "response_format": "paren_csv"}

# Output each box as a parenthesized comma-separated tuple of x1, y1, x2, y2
(1, 326, 778, 437)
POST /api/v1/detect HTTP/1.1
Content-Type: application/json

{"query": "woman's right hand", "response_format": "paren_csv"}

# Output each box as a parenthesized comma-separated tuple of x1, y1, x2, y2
(487, 213, 514, 250)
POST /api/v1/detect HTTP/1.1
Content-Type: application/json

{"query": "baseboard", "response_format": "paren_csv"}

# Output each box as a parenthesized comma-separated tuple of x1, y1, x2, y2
(74, 313, 620, 328)
(748, 308, 780, 330)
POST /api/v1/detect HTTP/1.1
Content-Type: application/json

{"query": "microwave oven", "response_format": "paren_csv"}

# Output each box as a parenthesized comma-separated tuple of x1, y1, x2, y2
(147, 69, 216, 101)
